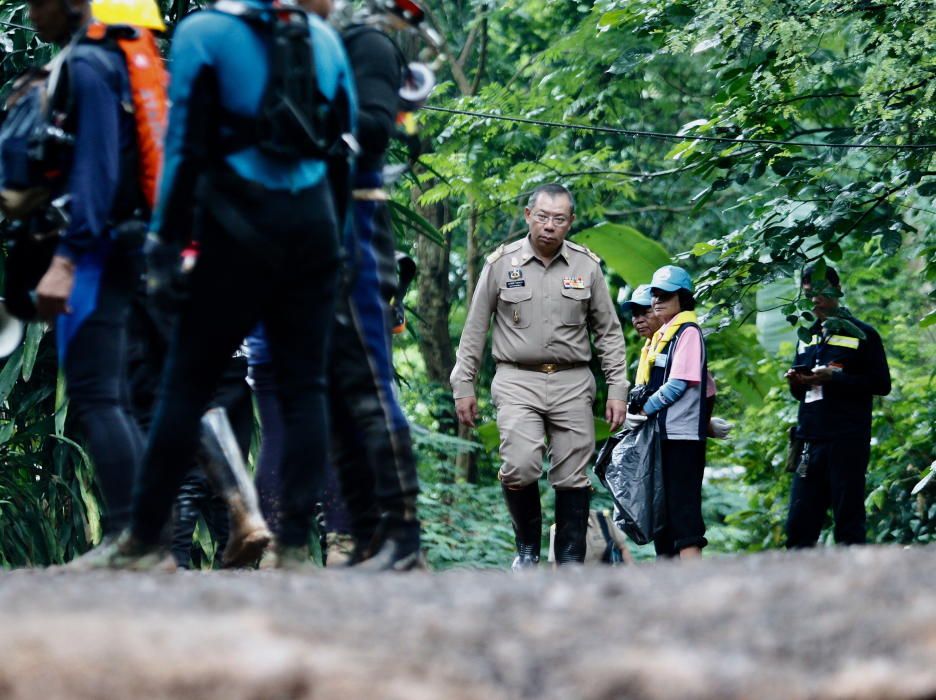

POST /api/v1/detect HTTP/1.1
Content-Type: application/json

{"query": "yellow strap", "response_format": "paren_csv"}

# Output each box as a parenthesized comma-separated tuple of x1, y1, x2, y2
(635, 310, 698, 386)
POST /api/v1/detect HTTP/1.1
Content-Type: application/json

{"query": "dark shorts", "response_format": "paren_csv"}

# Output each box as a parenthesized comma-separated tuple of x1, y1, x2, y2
(654, 439, 707, 556)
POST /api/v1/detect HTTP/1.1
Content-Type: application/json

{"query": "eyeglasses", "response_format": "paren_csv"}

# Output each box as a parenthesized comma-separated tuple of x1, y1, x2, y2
(652, 291, 676, 302)
(532, 211, 570, 226)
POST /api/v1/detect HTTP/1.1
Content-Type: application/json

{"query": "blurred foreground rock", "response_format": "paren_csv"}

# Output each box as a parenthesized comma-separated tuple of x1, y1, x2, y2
(1, 545, 935, 699)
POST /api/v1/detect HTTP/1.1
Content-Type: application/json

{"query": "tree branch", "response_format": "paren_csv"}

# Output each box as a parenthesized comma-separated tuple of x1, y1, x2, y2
(421, 3, 472, 95)
(468, 18, 488, 97)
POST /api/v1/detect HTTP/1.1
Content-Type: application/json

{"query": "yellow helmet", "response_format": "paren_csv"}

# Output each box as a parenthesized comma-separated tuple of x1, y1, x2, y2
(91, 0, 166, 31)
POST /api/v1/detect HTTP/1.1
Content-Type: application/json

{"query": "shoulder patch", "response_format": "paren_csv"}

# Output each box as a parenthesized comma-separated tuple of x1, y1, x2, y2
(486, 244, 506, 264)
(487, 240, 523, 264)
(567, 240, 601, 264)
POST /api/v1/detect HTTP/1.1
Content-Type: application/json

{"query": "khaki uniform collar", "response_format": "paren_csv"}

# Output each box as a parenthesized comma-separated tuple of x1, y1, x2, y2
(520, 235, 570, 266)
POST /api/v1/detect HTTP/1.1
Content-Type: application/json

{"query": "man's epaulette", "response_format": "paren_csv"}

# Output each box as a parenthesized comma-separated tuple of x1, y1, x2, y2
(566, 240, 601, 264)
(486, 239, 523, 265)
(486, 244, 506, 265)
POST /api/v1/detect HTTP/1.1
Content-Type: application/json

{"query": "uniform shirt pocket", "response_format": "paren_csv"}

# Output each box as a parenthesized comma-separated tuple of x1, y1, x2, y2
(559, 287, 591, 326)
(498, 287, 534, 329)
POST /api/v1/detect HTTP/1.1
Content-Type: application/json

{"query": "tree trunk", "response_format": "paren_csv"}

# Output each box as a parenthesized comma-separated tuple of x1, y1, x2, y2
(414, 202, 454, 386)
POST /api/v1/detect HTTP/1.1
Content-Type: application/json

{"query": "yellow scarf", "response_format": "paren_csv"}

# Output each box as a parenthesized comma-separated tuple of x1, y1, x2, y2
(635, 310, 698, 386)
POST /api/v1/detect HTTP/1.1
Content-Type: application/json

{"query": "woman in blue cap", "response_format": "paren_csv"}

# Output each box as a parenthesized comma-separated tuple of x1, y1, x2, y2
(631, 265, 711, 559)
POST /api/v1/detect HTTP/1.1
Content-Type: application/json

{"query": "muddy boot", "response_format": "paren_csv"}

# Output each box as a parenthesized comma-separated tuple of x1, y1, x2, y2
(325, 532, 356, 567)
(199, 408, 272, 568)
(275, 544, 322, 572)
(502, 482, 542, 571)
(554, 488, 590, 566)
(64, 531, 176, 572)
(354, 517, 425, 572)
(223, 492, 273, 568)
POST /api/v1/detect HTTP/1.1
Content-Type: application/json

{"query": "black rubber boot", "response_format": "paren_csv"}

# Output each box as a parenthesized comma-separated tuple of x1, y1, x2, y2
(502, 482, 542, 571)
(170, 471, 208, 569)
(353, 515, 425, 572)
(554, 488, 590, 566)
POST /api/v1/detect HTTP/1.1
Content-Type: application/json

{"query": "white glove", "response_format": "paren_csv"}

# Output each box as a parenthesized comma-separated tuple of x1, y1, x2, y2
(708, 417, 733, 439)
(623, 412, 648, 432)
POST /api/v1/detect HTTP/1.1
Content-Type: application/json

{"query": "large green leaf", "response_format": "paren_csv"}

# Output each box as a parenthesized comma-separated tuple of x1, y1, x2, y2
(0, 345, 24, 406)
(387, 199, 445, 247)
(755, 279, 798, 354)
(572, 223, 671, 286)
(21, 322, 44, 383)
(54, 369, 68, 438)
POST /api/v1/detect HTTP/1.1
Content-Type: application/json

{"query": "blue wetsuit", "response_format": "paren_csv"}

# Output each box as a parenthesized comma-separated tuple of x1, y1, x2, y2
(130, 3, 357, 548)
(246, 24, 421, 561)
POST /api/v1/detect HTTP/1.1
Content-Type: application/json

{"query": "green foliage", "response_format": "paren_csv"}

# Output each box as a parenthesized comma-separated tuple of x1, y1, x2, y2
(0, 0, 932, 569)
(0, 326, 99, 567)
(574, 223, 671, 286)
(396, 0, 934, 566)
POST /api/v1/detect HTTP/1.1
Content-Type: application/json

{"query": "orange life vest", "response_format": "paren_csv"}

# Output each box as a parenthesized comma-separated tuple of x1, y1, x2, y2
(84, 21, 168, 210)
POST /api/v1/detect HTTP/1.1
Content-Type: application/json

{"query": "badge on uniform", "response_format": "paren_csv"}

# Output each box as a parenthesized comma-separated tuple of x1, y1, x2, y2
(508, 269, 523, 280)
(805, 385, 823, 403)
(562, 276, 585, 289)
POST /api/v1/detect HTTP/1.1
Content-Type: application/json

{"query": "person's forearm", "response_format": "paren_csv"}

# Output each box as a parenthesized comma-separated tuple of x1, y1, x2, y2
(643, 379, 689, 416)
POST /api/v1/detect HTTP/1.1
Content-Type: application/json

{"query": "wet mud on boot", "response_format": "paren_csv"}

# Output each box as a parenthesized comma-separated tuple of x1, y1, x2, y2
(502, 482, 542, 571)
(354, 519, 425, 572)
(222, 493, 273, 568)
(325, 532, 356, 567)
(63, 530, 176, 572)
(275, 544, 322, 572)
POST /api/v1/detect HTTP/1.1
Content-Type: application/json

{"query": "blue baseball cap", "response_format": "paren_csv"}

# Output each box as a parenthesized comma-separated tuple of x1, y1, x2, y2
(650, 265, 693, 293)
(621, 284, 653, 310)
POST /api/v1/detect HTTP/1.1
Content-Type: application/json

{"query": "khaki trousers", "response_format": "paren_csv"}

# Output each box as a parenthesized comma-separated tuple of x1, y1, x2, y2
(491, 365, 596, 490)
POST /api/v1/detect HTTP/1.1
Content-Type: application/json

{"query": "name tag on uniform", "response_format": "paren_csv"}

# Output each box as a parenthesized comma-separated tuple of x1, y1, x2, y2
(563, 276, 585, 289)
(654, 353, 668, 368)
(506, 280, 525, 288)
(805, 385, 823, 403)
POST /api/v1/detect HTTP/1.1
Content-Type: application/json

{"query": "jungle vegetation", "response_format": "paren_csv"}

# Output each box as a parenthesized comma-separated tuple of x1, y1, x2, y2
(0, 0, 932, 567)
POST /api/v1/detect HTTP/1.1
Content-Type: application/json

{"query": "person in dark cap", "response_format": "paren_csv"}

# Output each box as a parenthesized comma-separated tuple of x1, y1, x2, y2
(784, 264, 891, 548)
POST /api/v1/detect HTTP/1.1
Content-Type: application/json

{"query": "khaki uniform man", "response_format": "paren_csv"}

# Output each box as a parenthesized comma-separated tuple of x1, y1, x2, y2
(452, 184, 628, 568)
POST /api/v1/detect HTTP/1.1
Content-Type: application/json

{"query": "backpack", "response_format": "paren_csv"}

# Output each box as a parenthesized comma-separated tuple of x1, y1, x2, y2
(548, 510, 634, 566)
(0, 21, 167, 217)
(0, 22, 167, 321)
(0, 67, 62, 218)
(78, 21, 168, 211)
(212, 0, 345, 161)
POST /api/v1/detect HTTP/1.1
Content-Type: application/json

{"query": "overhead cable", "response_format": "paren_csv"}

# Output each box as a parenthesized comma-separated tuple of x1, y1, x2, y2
(424, 105, 936, 151)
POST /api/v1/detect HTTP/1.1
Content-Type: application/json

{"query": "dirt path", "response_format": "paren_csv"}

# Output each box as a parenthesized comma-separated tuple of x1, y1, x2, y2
(1, 545, 935, 699)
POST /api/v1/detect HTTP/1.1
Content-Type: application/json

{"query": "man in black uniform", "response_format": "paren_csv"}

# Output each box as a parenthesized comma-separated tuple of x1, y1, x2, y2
(784, 264, 891, 547)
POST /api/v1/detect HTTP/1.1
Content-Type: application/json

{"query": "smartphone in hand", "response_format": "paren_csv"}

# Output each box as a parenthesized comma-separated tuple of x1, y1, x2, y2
(791, 364, 813, 375)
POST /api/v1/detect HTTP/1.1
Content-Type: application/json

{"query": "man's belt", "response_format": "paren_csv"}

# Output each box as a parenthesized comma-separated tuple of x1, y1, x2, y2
(501, 362, 588, 374)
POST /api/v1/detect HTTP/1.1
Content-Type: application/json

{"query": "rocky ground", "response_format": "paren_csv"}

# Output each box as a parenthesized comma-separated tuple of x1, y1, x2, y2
(1, 545, 935, 699)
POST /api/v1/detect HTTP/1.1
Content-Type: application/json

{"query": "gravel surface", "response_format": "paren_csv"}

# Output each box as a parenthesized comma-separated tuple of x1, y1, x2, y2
(1, 545, 935, 699)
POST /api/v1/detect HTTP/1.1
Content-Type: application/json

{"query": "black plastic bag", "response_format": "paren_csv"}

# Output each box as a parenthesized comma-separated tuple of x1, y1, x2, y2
(595, 419, 665, 545)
